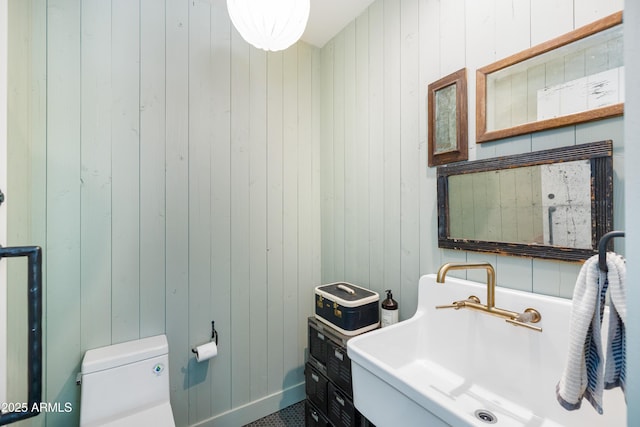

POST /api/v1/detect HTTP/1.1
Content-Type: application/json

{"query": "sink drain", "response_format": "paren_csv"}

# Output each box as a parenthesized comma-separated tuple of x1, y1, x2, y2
(474, 409, 497, 424)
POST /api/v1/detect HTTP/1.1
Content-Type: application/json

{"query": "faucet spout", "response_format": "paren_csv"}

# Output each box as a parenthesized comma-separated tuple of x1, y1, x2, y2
(436, 262, 496, 308)
(435, 262, 542, 332)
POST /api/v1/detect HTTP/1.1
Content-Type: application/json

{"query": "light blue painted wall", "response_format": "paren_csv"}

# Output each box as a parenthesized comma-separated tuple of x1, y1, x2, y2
(319, 0, 624, 318)
(7, 1, 320, 426)
(7, 0, 637, 426)
(320, 0, 634, 423)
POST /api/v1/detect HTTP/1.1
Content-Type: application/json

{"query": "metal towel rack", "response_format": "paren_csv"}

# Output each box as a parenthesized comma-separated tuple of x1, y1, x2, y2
(598, 231, 625, 272)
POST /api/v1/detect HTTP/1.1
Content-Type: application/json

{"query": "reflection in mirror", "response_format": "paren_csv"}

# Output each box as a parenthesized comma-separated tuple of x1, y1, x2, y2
(476, 12, 624, 143)
(447, 160, 592, 249)
(485, 24, 623, 133)
(437, 141, 613, 261)
(434, 84, 458, 154)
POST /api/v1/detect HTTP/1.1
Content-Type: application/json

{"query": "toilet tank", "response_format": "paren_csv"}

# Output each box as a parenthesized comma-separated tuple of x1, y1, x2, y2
(80, 335, 173, 426)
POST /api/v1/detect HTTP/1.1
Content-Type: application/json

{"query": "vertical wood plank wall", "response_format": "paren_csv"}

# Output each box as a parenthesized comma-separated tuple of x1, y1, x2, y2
(319, 0, 624, 319)
(7, 0, 630, 426)
(7, 1, 320, 426)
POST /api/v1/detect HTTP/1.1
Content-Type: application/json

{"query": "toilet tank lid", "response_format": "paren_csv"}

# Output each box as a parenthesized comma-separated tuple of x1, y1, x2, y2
(82, 334, 168, 374)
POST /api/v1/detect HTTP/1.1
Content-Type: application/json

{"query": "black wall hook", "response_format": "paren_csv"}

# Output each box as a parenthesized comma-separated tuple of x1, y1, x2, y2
(598, 230, 625, 272)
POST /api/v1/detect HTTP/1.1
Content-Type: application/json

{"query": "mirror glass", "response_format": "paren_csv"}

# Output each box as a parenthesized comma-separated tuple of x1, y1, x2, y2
(476, 12, 623, 143)
(447, 160, 591, 249)
(485, 24, 623, 133)
(434, 84, 458, 154)
(437, 141, 613, 261)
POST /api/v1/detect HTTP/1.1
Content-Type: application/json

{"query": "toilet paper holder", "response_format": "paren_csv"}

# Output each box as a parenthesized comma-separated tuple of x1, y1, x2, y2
(191, 321, 218, 355)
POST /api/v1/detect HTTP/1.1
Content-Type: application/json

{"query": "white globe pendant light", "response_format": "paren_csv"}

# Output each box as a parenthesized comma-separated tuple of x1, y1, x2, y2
(226, 0, 310, 52)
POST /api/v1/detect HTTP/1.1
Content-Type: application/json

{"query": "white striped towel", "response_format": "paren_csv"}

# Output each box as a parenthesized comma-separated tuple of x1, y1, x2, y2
(556, 252, 625, 414)
(604, 253, 626, 392)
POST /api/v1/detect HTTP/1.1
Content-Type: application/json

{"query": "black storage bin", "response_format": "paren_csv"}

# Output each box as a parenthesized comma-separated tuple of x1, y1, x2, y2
(309, 322, 330, 365)
(315, 283, 379, 336)
(305, 400, 331, 427)
(306, 316, 375, 427)
(305, 363, 329, 414)
(364, 418, 377, 427)
(327, 339, 352, 396)
(327, 382, 360, 427)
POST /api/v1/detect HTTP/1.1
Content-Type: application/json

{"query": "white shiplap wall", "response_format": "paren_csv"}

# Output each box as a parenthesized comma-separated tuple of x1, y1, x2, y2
(8, 0, 633, 426)
(320, 0, 624, 318)
(7, 1, 320, 426)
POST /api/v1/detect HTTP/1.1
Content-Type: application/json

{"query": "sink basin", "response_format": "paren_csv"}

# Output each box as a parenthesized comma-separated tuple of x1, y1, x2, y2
(347, 274, 626, 427)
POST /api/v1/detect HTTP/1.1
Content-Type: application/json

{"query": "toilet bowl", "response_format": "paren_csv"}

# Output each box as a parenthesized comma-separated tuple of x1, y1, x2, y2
(79, 334, 175, 427)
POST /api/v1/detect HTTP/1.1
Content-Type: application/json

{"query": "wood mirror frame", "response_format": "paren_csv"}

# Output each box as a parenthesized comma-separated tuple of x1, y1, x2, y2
(437, 140, 613, 262)
(428, 68, 468, 166)
(476, 12, 623, 143)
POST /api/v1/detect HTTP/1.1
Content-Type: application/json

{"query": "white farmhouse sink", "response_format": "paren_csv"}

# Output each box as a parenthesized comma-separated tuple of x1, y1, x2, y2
(347, 274, 626, 427)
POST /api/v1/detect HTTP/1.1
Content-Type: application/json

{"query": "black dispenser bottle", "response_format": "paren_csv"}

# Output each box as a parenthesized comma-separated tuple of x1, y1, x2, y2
(381, 289, 398, 327)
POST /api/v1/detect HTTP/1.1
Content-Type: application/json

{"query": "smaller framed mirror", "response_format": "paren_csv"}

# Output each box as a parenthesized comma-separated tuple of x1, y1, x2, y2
(428, 68, 468, 166)
(476, 12, 623, 143)
(437, 140, 613, 261)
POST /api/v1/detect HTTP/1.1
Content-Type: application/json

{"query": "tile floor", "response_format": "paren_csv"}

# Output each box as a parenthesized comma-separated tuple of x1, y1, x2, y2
(243, 401, 305, 427)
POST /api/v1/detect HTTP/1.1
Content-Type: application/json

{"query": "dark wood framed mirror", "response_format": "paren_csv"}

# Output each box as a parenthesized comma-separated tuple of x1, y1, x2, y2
(437, 140, 613, 261)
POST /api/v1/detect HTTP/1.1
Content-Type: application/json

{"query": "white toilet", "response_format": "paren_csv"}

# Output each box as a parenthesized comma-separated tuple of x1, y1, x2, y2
(79, 334, 176, 427)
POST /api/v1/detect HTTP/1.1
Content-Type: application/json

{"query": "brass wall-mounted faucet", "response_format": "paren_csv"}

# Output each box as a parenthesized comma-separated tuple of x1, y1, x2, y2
(435, 262, 542, 332)
(436, 262, 496, 308)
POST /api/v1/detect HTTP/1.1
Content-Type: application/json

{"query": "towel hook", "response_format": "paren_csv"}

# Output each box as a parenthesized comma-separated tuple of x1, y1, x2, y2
(598, 231, 625, 272)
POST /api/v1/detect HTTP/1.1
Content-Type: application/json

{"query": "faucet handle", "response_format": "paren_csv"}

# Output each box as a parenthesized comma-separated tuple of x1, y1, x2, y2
(435, 302, 463, 310)
(515, 308, 541, 323)
(506, 318, 543, 332)
(435, 295, 481, 310)
(505, 308, 542, 332)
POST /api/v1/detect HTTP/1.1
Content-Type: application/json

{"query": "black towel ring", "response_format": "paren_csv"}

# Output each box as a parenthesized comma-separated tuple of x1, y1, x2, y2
(598, 231, 625, 272)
